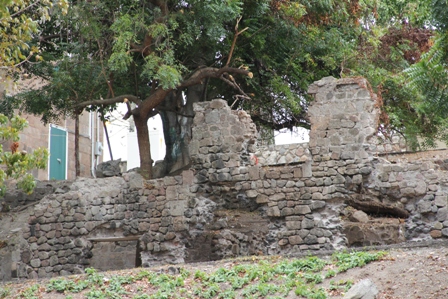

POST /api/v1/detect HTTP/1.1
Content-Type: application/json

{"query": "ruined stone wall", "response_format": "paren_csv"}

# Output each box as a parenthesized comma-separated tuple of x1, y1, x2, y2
(4, 76, 448, 281)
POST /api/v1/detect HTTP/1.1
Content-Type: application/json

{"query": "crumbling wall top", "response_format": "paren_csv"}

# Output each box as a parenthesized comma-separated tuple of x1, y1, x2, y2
(307, 76, 379, 161)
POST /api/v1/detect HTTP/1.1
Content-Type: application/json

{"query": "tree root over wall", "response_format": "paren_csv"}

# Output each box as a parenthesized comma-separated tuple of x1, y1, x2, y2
(345, 197, 410, 219)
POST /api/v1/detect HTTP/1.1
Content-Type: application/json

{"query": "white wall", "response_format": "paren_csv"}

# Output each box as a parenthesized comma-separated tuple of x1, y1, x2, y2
(103, 104, 166, 170)
(126, 116, 166, 170)
(274, 127, 309, 145)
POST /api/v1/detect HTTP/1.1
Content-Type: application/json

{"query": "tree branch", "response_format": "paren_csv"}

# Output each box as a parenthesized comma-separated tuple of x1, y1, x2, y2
(148, 0, 168, 16)
(178, 67, 252, 88)
(226, 16, 249, 67)
(220, 73, 251, 100)
(75, 95, 141, 109)
(6, 0, 41, 19)
(38, 34, 61, 42)
(250, 114, 310, 130)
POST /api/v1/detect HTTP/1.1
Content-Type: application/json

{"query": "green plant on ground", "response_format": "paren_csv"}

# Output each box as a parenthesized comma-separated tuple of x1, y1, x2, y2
(294, 280, 327, 299)
(85, 268, 105, 285)
(85, 288, 106, 299)
(0, 287, 11, 299)
(332, 251, 387, 273)
(19, 284, 39, 299)
(46, 278, 75, 293)
(32, 251, 388, 299)
(329, 279, 354, 292)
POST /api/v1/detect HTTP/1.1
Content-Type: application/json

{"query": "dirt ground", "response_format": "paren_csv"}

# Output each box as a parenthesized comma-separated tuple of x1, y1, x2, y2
(325, 244, 448, 299)
(3, 243, 448, 298)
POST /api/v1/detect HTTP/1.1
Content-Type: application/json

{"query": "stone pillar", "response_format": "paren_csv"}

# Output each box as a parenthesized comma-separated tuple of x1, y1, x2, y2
(189, 99, 258, 184)
(307, 76, 379, 162)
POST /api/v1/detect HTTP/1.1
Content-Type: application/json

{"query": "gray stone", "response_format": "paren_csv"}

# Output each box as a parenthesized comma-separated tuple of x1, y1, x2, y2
(437, 208, 448, 222)
(288, 235, 303, 245)
(294, 205, 312, 215)
(343, 279, 378, 299)
(417, 200, 433, 214)
(246, 190, 258, 198)
(349, 210, 369, 223)
(310, 201, 326, 210)
(96, 159, 123, 177)
(30, 259, 41, 268)
(167, 200, 187, 216)
(435, 195, 448, 207)
(256, 194, 269, 204)
(302, 218, 315, 229)
(267, 207, 281, 217)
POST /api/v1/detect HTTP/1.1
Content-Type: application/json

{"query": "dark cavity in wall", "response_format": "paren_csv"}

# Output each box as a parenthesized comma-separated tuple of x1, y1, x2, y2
(184, 208, 270, 262)
(88, 236, 142, 271)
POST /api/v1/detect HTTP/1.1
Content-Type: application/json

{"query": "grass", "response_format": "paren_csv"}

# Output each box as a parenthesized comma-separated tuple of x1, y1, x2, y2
(0, 250, 387, 299)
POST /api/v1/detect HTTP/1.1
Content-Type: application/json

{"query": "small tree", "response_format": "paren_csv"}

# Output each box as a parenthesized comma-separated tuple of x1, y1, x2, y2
(0, 114, 48, 197)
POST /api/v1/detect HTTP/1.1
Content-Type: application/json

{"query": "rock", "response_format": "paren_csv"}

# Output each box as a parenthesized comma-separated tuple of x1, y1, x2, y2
(349, 210, 369, 223)
(96, 159, 124, 177)
(437, 207, 448, 222)
(430, 230, 442, 238)
(343, 279, 378, 299)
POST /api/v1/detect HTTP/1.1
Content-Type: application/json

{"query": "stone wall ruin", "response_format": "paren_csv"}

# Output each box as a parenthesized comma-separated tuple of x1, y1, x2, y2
(2, 76, 448, 281)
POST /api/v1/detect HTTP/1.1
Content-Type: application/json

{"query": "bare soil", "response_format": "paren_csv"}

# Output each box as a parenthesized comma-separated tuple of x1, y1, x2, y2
(326, 244, 448, 299)
(2, 242, 448, 298)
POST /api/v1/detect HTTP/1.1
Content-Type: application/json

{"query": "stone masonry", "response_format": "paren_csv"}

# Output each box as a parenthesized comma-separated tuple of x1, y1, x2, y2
(2, 76, 448, 281)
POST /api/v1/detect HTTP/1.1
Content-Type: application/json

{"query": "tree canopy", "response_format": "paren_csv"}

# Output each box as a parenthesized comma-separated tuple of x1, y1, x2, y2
(0, 0, 68, 69)
(3, 0, 448, 178)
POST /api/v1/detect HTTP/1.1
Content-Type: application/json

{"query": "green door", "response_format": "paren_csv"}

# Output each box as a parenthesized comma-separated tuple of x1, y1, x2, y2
(49, 126, 67, 180)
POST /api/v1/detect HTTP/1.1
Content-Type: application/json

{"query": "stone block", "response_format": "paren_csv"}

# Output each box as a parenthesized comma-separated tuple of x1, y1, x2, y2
(281, 208, 294, 216)
(430, 230, 442, 238)
(435, 195, 448, 207)
(256, 194, 269, 204)
(267, 207, 281, 217)
(278, 239, 288, 246)
(344, 279, 378, 299)
(310, 201, 326, 210)
(294, 205, 311, 215)
(286, 221, 301, 230)
(437, 207, 448, 222)
(417, 200, 433, 214)
(182, 170, 194, 185)
(302, 218, 315, 229)
(349, 210, 369, 223)
(30, 259, 41, 268)
(311, 193, 323, 200)
(288, 235, 303, 245)
(433, 222, 443, 230)
(246, 190, 258, 198)
(166, 186, 178, 200)
(271, 193, 286, 201)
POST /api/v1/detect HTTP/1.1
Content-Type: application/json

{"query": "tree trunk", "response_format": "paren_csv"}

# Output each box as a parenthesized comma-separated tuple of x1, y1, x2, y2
(75, 113, 80, 177)
(159, 85, 204, 176)
(346, 197, 410, 218)
(134, 114, 153, 179)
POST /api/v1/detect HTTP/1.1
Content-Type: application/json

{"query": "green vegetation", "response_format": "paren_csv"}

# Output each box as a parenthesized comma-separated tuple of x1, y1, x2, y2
(0, 251, 386, 299)
(0, 114, 49, 197)
(0, 286, 10, 299)
(4, 0, 446, 178)
(0, 0, 68, 69)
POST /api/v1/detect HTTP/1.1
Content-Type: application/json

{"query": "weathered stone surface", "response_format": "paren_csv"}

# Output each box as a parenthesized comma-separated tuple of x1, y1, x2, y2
(3, 77, 448, 282)
(343, 279, 378, 299)
(349, 210, 369, 223)
(95, 159, 124, 178)
(430, 230, 442, 238)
